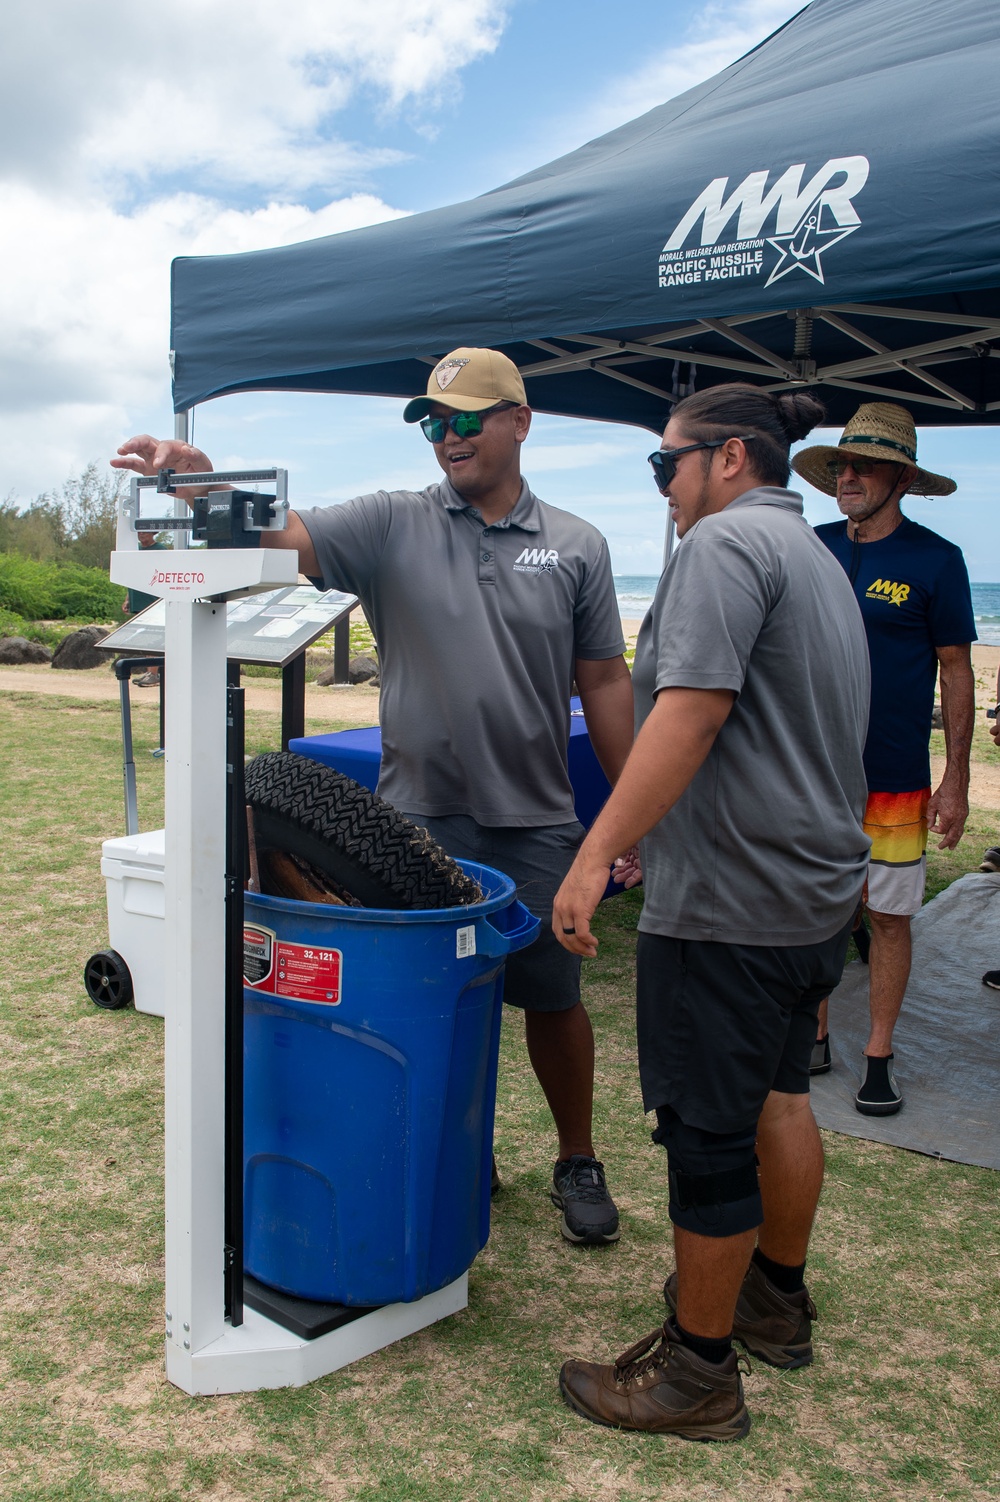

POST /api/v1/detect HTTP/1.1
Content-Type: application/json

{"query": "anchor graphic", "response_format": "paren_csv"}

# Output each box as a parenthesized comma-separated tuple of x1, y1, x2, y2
(790, 214, 818, 259)
(765, 191, 859, 287)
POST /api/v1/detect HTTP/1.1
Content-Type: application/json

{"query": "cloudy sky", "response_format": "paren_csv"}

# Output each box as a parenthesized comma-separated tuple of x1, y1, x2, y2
(4, 0, 997, 576)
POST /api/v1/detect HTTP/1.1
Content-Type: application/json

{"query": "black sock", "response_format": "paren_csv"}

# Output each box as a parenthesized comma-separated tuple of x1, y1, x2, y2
(753, 1246, 805, 1294)
(673, 1320, 733, 1365)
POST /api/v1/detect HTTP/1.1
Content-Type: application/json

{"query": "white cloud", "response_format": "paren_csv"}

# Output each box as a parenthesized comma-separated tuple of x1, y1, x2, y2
(0, 0, 512, 500)
(1, 0, 509, 198)
(522, 440, 635, 473)
(0, 186, 409, 499)
(531, 0, 806, 166)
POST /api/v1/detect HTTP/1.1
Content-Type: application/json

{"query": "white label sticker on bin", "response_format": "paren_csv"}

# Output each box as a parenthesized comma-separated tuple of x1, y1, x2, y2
(455, 925, 476, 959)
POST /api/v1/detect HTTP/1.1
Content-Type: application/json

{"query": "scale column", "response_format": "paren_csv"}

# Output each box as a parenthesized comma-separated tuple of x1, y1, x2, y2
(163, 596, 229, 1384)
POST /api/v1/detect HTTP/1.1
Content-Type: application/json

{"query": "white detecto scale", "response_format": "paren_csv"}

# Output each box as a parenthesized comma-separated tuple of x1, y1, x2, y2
(109, 464, 466, 1397)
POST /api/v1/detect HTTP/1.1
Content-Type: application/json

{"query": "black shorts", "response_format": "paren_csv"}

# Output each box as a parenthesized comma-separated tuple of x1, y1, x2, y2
(400, 813, 585, 1013)
(636, 922, 853, 1135)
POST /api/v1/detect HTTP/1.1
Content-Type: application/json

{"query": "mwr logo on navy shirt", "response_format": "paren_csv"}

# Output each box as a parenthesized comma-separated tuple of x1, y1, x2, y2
(514, 547, 560, 575)
(866, 577, 911, 608)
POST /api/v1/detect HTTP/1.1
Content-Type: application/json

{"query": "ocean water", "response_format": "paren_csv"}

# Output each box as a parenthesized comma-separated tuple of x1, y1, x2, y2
(972, 583, 1000, 646)
(614, 575, 659, 619)
(615, 576, 1000, 644)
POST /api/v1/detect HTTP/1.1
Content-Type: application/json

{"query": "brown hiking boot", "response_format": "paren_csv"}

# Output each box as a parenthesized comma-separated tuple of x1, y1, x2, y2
(559, 1319, 750, 1441)
(664, 1260, 816, 1370)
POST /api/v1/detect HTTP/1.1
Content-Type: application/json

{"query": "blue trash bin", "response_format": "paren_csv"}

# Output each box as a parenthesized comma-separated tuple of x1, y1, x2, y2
(242, 860, 539, 1307)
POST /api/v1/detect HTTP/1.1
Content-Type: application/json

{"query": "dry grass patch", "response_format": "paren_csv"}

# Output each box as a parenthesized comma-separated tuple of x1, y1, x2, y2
(2, 691, 1000, 1501)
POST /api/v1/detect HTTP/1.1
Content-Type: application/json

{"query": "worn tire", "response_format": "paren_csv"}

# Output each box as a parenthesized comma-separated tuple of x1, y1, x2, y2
(244, 753, 483, 910)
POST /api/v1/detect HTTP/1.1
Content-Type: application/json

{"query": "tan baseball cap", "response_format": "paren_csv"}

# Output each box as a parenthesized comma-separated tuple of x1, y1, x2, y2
(403, 347, 527, 422)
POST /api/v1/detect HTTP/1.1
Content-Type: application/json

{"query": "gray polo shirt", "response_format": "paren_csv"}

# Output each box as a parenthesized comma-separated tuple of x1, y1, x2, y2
(299, 477, 625, 826)
(633, 487, 869, 946)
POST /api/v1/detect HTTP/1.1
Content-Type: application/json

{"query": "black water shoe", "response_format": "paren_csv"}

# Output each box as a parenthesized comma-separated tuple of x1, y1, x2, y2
(855, 1053, 902, 1116)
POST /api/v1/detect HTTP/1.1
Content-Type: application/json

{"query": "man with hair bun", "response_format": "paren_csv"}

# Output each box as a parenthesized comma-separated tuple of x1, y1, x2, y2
(553, 383, 870, 1442)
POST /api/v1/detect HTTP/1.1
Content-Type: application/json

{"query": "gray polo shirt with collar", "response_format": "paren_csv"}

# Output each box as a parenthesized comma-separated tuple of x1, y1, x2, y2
(632, 486, 870, 946)
(298, 477, 625, 827)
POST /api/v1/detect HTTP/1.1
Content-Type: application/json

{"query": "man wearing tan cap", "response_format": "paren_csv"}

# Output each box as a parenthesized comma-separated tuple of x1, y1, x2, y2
(792, 403, 975, 1115)
(114, 347, 634, 1246)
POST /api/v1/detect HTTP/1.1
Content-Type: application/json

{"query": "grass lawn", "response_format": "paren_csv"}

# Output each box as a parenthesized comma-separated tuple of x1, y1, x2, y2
(1, 690, 999, 1501)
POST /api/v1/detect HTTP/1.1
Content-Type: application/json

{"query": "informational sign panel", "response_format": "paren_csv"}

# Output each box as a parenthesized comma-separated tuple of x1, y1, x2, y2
(100, 585, 358, 668)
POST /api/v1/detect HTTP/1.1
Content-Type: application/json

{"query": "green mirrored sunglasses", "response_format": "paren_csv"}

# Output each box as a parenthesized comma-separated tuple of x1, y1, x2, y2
(419, 403, 513, 444)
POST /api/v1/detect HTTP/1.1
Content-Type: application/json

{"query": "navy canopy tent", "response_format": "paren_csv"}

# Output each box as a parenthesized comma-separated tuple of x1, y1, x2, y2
(170, 0, 1000, 432)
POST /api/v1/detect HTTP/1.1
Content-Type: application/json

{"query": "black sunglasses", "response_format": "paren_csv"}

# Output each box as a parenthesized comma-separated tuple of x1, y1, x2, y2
(419, 402, 515, 444)
(647, 435, 756, 495)
(826, 456, 897, 478)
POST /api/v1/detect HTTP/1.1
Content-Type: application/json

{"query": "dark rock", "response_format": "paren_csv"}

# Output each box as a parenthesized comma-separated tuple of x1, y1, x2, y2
(314, 655, 380, 688)
(51, 625, 111, 670)
(931, 704, 943, 731)
(0, 635, 53, 665)
(348, 653, 379, 684)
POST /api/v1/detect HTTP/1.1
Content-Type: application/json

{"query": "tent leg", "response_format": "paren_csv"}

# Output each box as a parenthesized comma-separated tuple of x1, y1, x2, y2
(663, 513, 677, 568)
(172, 410, 193, 546)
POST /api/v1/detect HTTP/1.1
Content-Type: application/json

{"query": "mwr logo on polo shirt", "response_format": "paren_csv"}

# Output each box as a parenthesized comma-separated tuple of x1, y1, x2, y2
(514, 547, 560, 575)
(866, 577, 910, 607)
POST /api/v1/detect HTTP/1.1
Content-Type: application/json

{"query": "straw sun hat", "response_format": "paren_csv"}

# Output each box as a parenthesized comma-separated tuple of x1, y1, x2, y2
(792, 401, 956, 497)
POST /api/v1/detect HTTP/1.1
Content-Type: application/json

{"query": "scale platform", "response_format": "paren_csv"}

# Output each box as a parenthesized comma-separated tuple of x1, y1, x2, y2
(167, 1275, 467, 1396)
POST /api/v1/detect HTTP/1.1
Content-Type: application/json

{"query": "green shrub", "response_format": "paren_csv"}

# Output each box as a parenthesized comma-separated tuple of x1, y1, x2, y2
(0, 553, 53, 617)
(0, 608, 80, 647)
(0, 605, 25, 637)
(46, 562, 126, 620)
(0, 552, 125, 621)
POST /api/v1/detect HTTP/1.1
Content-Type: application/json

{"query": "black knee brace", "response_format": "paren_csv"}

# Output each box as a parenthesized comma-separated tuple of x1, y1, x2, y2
(652, 1105, 763, 1238)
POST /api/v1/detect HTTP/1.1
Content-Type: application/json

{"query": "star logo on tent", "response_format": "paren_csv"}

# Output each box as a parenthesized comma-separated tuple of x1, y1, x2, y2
(764, 199, 859, 287)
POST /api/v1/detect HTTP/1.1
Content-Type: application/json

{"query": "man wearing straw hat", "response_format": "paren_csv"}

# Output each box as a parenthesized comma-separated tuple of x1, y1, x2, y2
(792, 403, 975, 1115)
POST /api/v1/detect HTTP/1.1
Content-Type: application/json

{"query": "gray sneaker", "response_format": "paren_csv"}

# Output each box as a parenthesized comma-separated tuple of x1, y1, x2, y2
(664, 1259, 817, 1370)
(550, 1156, 620, 1245)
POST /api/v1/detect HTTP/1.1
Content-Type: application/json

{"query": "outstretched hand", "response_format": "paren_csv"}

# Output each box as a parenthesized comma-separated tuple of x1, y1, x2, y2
(112, 436, 217, 500)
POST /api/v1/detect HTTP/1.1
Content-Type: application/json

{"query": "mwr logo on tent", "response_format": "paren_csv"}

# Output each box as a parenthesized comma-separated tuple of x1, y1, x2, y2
(657, 156, 869, 290)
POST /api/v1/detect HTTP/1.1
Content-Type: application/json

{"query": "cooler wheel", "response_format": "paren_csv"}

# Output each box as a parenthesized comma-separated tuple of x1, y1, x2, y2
(84, 950, 134, 1010)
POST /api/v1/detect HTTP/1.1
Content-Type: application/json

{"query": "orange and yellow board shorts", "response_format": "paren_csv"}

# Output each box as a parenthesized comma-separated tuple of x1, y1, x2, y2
(862, 788, 930, 917)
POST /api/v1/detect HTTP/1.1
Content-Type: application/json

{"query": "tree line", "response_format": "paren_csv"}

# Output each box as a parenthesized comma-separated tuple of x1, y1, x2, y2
(0, 463, 128, 573)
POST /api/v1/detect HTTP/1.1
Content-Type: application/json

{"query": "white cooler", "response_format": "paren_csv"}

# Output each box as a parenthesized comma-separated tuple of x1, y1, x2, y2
(100, 828, 166, 1017)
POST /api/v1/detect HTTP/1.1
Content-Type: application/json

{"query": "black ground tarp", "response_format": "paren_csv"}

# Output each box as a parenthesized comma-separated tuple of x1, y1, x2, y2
(171, 0, 1000, 429)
